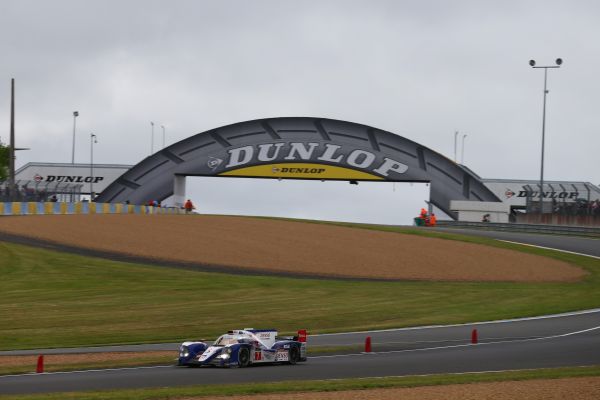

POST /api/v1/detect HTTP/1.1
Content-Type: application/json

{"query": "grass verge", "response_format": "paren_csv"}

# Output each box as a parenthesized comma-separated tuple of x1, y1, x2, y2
(1, 221, 599, 350)
(0, 352, 175, 376)
(1, 365, 599, 400)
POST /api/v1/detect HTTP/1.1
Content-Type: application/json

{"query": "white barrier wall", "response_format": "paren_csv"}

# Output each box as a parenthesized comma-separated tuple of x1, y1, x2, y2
(450, 201, 510, 223)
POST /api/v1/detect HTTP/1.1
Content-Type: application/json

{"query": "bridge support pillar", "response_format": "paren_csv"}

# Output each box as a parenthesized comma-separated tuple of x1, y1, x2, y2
(173, 175, 186, 208)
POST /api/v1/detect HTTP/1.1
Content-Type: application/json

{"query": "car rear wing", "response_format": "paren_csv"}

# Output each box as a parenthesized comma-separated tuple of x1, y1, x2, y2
(276, 329, 307, 343)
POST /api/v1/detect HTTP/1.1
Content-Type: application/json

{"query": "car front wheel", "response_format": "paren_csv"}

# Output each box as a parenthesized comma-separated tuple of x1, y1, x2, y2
(238, 347, 250, 367)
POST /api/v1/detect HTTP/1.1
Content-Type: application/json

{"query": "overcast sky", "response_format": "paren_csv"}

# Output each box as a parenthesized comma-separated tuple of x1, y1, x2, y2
(1, 1, 598, 224)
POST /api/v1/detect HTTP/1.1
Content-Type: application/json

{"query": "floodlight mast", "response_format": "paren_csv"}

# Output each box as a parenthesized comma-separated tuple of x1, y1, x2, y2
(90, 133, 98, 199)
(8, 79, 15, 200)
(529, 58, 563, 221)
(71, 111, 79, 164)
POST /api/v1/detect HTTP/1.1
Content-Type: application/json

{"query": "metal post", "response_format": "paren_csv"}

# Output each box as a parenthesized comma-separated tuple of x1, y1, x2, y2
(9, 79, 15, 201)
(161, 125, 165, 149)
(150, 121, 154, 154)
(71, 111, 79, 163)
(461, 134, 467, 164)
(90, 133, 97, 199)
(454, 131, 458, 162)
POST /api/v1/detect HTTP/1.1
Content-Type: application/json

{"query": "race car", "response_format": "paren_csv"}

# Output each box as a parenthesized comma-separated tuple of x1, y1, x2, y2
(178, 328, 307, 368)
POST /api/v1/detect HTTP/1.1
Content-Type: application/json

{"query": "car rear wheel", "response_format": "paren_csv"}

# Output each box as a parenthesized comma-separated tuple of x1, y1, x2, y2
(288, 346, 300, 365)
(238, 347, 250, 367)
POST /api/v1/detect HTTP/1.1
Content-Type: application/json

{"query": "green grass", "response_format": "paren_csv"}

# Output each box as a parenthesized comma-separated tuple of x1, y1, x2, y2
(1, 221, 600, 351)
(2, 365, 599, 400)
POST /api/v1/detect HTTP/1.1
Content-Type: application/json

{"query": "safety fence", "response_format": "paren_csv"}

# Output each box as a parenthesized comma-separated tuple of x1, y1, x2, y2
(435, 220, 600, 237)
(0, 202, 186, 216)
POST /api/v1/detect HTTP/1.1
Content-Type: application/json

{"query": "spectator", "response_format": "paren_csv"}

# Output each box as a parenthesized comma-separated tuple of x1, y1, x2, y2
(50, 195, 58, 202)
(592, 199, 600, 216)
(430, 213, 437, 226)
(184, 199, 195, 214)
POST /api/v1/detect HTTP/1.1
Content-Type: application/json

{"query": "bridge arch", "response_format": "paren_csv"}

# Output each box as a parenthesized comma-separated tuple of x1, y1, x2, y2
(96, 117, 499, 218)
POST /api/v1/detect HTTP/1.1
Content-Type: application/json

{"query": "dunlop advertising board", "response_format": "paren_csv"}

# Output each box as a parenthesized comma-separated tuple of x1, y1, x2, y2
(97, 117, 500, 217)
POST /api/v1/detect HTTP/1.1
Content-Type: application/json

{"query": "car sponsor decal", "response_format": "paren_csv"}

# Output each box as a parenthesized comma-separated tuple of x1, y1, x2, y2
(276, 349, 289, 362)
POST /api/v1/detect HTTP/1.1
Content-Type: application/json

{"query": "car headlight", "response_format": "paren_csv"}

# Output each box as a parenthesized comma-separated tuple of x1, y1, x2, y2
(217, 347, 232, 359)
(180, 345, 189, 358)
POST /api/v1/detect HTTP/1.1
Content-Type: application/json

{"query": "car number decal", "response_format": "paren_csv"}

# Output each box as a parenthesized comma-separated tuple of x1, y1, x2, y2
(276, 350, 289, 362)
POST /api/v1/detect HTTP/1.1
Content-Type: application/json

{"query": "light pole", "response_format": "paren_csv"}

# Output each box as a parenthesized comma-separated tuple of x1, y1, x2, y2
(90, 133, 97, 200)
(8, 78, 15, 201)
(454, 131, 458, 162)
(461, 134, 467, 164)
(161, 125, 165, 149)
(71, 111, 79, 164)
(529, 58, 563, 216)
(150, 121, 155, 154)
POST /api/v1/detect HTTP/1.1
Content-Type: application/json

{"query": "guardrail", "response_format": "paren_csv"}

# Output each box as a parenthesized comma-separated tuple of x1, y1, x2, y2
(435, 220, 600, 237)
(0, 202, 186, 216)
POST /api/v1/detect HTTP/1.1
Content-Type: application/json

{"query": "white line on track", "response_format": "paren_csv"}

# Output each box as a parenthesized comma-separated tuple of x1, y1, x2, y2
(310, 336, 545, 347)
(6, 325, 599, 378)
(319, 364, 597, 383)
(6, 308, 598, 358)
(0, 365, 173, 379)
(311, 324, 600, 359)
(497, 239, 600, 260)
(313, 308, 600, 337)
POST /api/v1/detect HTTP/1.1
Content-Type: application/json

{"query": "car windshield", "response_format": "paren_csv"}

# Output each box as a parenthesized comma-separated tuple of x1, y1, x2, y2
(214, 335, 239, 346)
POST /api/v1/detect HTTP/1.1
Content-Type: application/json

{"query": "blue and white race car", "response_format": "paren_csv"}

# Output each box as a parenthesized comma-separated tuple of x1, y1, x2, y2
(178, 328, 307, 368)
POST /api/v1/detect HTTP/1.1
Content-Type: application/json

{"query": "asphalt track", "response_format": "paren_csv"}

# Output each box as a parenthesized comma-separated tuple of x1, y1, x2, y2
(1, 310, 600, 395)
(1, 229, 599, 394)
(431, 227, 600, 257)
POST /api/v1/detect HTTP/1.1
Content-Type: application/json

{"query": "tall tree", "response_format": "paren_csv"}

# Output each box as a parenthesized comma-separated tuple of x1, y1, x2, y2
(0, 142, 9, 181)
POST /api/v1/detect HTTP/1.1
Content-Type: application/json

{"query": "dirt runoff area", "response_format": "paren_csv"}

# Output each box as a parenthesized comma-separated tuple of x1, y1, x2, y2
(0, 214, 586, 282)
(182, 377, 600, 400)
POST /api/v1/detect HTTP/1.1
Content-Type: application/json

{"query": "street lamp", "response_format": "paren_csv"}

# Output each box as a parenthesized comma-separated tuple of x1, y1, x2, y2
(454, 131, 458, 162)
(161, 125, 165, 149)
(461, 134, 467, 164)
(150, 121, 155, 154)
(71, 111, 79, 164)
(90, 133, 97, 200)
(529, 58, 563, 217)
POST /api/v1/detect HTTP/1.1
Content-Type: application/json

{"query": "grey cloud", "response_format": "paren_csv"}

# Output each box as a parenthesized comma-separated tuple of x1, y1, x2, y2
(1, 0, 598, 223)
